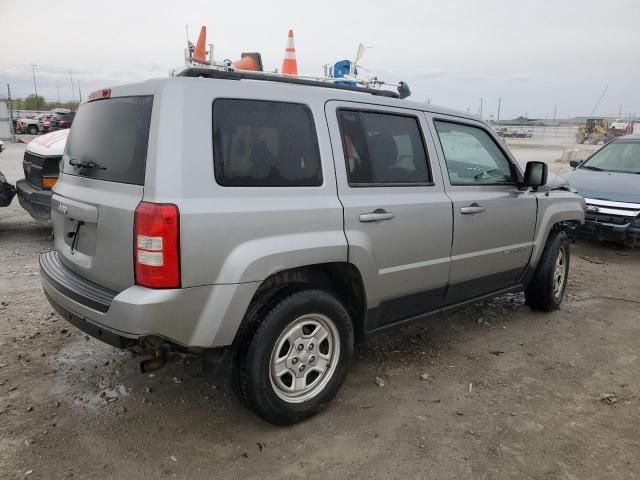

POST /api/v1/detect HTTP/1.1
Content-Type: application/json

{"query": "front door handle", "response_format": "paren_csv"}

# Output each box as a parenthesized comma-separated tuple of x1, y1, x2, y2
(460, 203, 485, 214)
(359, 209, 395, 222)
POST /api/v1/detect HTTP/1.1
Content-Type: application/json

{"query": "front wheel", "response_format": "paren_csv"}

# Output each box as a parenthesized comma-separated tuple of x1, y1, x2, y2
(27, 125, 39, 135)
(233, 288, 354, 425)
(525, 230, 570, 311)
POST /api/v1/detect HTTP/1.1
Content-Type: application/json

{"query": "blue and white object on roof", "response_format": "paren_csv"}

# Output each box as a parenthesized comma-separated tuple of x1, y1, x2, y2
(324, 60, 358, 86)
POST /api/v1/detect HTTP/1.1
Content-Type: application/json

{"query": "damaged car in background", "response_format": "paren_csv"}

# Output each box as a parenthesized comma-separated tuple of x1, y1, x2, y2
(565, 135, 640, 247)
(16, 129, 69, 225)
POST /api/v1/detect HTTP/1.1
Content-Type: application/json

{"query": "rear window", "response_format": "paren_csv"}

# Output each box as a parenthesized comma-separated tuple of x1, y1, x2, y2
(337, 109, 431, 185)
(62, 96, 153, 185)
(212, 99, 322, 187)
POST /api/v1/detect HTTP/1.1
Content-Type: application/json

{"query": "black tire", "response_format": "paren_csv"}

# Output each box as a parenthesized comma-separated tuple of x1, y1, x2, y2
(28, 125, 39, 135)
(576, 133, 585, 144)
(232, 288, 354, 425)
(525, 230, 570, 311)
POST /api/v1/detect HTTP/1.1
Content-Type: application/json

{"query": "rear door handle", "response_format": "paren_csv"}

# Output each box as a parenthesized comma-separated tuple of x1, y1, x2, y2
(359, 209, 395, 222)
(460, 204, 485, 214)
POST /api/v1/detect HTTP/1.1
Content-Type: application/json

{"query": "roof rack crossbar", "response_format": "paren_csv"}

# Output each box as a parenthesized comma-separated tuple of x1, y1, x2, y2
(177, 67, 400, 99)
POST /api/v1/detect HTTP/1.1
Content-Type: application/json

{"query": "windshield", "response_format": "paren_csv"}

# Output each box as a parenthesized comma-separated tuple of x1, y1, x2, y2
(580, 142, 640, 174)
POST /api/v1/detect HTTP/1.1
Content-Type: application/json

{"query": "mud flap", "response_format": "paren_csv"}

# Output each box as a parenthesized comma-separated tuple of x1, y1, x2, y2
(202, 347, 231, 384)
(0, 172, 16, 207)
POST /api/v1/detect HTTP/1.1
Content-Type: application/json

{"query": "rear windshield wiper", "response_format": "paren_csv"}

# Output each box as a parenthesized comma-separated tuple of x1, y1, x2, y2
(69, 158, 107, 170)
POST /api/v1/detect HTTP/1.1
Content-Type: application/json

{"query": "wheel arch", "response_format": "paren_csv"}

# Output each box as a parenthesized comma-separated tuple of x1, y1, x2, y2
(530, 192, 585, 269)
(237, 262, 367, 343)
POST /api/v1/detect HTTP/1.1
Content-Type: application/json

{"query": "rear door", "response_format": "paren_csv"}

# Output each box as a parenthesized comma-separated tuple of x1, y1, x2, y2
(326, 101, 452, 331)
(52, 95, 153, 292)
(427, 116, 537, 304)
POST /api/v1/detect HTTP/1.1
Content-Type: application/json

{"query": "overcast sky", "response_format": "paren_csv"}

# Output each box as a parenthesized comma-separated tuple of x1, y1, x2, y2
(1, 0, 638, 119)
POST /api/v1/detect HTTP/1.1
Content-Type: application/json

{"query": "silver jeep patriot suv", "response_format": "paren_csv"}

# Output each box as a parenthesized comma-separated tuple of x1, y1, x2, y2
(40, 69, 585, 425)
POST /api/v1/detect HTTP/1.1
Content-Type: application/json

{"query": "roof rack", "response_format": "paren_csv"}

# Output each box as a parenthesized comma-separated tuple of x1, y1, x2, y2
(177, 67, 400, 99)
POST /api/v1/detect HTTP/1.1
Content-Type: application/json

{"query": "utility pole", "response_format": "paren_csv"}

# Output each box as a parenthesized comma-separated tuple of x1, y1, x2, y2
(69, 69, 76, 103)
(497, 97, 502, 123)
(618, 104, 622, 118)
(30, 64, 39, 109)
(7, 83, 16, 142)
(478, 97, 484, 119)
(30, 64, 38, 97)
(57, 86, 61, 107)
(78, 82, 82, 104)
(553, 105, 557, 123)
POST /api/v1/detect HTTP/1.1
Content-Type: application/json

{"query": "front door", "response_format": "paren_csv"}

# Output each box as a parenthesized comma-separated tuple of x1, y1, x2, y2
(325, 101, 453, 331)
(428, 116, 537, 305)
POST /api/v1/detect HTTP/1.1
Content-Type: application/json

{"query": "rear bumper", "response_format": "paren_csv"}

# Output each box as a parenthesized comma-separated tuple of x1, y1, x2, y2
(40, 251, 259, 348)
(44, 290, 135, 348)
(16, 179, 52, 225)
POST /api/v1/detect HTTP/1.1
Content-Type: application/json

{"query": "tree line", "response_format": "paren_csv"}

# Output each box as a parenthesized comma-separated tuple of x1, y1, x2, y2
(12, 94, 80, 112)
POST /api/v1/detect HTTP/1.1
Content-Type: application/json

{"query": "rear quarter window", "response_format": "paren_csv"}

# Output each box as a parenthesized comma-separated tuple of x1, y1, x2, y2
(212, 99, 322, 187)
(62, 96, 153, 185)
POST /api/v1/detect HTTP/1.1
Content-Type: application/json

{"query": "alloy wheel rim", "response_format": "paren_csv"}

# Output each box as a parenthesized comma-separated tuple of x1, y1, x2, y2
(553, 248, 567, 298)
(269, 313, 340, 403)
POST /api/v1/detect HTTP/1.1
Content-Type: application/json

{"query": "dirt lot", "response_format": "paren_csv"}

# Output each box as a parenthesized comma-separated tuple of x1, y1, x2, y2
(1, 142, 639, 479)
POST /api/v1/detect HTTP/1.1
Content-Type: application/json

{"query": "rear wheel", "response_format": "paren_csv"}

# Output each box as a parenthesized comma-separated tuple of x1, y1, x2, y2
(232, 288, 354, 425)
(576, 133, 586, 144)
(588, 133, 600, 145)
(525, 230, 570, 311)
(27, 125, 38, 135)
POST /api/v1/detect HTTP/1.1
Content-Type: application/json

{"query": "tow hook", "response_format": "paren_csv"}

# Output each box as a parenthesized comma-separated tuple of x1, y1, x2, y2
(140, 350, 168, 373)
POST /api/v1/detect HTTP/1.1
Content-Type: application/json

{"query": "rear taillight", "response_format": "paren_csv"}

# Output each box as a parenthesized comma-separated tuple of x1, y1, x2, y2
(58, 120, 66, 127)
(134, 202, 180, 289)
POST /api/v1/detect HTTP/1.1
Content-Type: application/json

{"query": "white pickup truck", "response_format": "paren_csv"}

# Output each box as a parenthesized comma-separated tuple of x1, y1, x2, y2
(16, 129, 69, 224)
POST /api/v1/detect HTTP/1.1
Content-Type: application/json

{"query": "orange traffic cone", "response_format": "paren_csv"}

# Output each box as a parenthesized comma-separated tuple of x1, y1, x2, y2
(233, 53, 264, 72)
(193, 26, 208, 64)
(281, 29, 298, 75)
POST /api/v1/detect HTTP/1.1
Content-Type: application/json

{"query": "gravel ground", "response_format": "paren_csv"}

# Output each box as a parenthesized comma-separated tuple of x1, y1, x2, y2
(1, 141, 639, 480)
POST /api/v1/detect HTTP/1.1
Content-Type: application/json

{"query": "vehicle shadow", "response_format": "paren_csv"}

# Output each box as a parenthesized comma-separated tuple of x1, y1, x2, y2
(0, 212, 52, 242)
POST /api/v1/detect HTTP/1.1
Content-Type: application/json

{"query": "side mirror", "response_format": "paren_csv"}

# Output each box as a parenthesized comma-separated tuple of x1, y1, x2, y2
(524, 161, 548, 188)
(569, 160, 582, 168)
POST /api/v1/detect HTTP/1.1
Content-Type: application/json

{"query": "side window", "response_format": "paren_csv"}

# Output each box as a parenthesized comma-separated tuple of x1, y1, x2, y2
(434, 121, 515, 185)
(213, 99, 322, 187)
(337, 110, 431, 185)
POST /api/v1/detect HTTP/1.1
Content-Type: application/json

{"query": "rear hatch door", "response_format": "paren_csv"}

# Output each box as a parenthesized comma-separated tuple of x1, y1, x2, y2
(52, 95, 153, 292)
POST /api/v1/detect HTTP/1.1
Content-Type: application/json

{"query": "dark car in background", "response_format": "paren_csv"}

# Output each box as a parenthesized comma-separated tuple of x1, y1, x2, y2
(52, 111, 75, 130)
(40, 112, 75, 134)
(564, 135, 640, 247)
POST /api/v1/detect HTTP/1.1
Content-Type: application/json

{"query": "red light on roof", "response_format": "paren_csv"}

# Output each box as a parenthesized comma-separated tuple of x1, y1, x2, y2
(88, 88, 111, 102)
